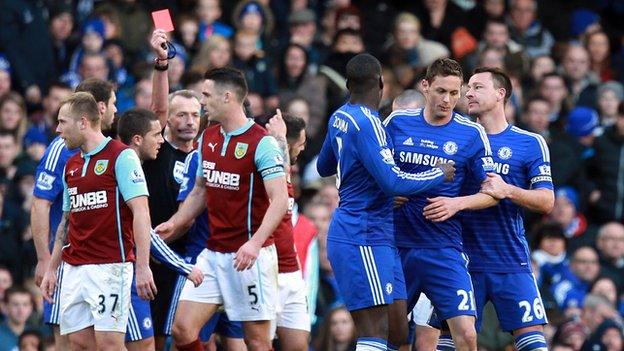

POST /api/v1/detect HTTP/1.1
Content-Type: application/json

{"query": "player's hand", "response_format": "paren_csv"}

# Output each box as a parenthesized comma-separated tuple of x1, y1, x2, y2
(423, 196, 462, 222)
(234, 240, 262, 271)
(437, 161, 455, 182)
(155, 221, 175, 242)
(394, 196, 409, 209)
(187, 266, 204, 287)
(40, 269, 57, 304)
(266, 108, 287, 140)
(35, 258, 50, 287)
(136, 264, 157, 300)
(480, 173, 510, 200)
(150, 29, 169, 60)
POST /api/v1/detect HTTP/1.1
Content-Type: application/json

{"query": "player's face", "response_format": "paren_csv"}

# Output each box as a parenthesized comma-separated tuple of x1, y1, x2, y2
(138, 120, 164, 161)
(422, 75, 462, 120)
(201, 79, 224, 123)
(466, 72, 502, 117)
(288, 129, 306, 165)
(169, 95, 201, 142)
(101, 91, 117, 131)
(56, 104, 84, 150)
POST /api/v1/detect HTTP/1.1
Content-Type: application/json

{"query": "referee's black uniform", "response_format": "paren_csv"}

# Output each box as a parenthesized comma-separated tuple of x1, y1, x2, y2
(143, 137, 190, 336)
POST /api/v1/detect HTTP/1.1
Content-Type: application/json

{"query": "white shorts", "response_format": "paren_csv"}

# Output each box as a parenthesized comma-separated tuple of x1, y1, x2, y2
(179, 245, 278, 321)
(410, 293, 434, 327)
(275, 271, 310, 332)
(59, 262, 133, 335)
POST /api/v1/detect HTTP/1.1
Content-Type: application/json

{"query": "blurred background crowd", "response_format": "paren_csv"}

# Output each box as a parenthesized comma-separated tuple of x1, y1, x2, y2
(1, 0, 624, 350)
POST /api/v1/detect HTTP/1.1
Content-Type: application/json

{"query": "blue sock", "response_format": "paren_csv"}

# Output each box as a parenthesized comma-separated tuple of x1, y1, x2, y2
(387, 343, 399, 351)
(514, 331, 548, 351)
(437, 335, 456, 351)
(356, 337, 387, 351)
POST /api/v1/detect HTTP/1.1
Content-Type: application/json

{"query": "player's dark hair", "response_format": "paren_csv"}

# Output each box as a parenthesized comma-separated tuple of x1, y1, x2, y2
(75, 78, 113, 104)
(117, 108, 159, 145)
(3, 285, 32, 304)
(345, 53, 382, 95)
(60, 92, 100, 124)
(473, 66, 513, 103)
(204, 67, 248, 102)
(425, 58, 463, 84)
(283, 113, 306, 141)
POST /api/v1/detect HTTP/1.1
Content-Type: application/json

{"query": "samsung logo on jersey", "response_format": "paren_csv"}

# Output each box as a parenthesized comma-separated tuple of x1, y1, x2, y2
(332, 117, 348, 132)
(399, 151, 449, 166)
(203, 169, 240, 190)
(70, 190, 108, 212)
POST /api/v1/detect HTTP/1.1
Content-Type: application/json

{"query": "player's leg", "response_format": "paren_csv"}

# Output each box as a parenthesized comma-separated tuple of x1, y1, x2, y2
(125, 281, 155, 351)
(93, 331, 126, 351)
(421, 249, 477, 351)
(210, 312, 245, 351)
(67, 328, 97, 350)
(411, 294, 439, 351)
(172, 249, 222, 350)
(151, 264, 179, 351)
(44, 263, 69, 349)
(221, 245, 279, 351)
(275, 271, 311, 351)
(387, 248, 409, 351)
(488, 272, 548, 351)
(59, 263, 98, 349)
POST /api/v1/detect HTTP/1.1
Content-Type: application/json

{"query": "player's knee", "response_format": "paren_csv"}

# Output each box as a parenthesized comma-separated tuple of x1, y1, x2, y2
(244, 336, 272, 351)
(68, 335, 90, 351)
(172, 319, 195, 344)
(455, 328, 477, 348)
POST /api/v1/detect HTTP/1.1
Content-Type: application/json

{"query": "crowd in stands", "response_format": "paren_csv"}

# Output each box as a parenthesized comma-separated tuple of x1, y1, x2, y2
(1, 0, 624, 350)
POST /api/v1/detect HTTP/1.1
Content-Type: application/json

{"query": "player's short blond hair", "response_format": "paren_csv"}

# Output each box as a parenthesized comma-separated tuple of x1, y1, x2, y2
(59, 92, 100, 125)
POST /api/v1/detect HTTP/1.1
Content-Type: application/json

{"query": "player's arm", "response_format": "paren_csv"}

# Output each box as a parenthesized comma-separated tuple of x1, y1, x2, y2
(316, 130, 337, 177)
(149, 229, 192, 276)
(40, 209, 68, 303)
(234, 136, 289, 271)
(481, 135, 554, 214)
(357, 116, 447, 196)
(157, 176, 207, 241)
(150, 29, 170, 128)
(31, 197, 52, 285)
(266, 109, 291, 172)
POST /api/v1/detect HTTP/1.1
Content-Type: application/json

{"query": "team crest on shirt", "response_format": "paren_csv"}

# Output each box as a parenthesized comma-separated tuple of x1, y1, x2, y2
(498, 147, 513, 160)
(234, 142, 248, 159)
(443, 141, 458, 155)
(143, 317, 152, 330)
(94, 160, 109, 175)
(385, 283, 393, 295)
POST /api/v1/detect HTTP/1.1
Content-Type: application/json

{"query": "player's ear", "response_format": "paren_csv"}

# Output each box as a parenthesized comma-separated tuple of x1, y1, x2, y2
(97, 101, 106, 117)
(420, 79, 429, 93)
(223, 91, 230, 104)
(132, 134, 142, 147)
(498, 88, 507, 102)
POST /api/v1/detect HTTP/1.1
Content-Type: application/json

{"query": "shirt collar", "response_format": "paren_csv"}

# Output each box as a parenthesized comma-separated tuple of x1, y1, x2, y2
(81, 136, 111, 158)
(220, 118, 254, 137)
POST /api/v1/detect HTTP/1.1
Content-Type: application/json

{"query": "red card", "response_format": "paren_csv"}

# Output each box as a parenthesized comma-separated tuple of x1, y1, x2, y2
(151, 9, 174, 32)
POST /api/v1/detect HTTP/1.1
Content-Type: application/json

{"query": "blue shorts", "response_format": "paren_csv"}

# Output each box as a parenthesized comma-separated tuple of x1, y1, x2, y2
(327, 241, 407, 311)
(399, 247, 476, 321)
(126, 277, 154, 342)
(199, 312, 244, 341)
(43, 264, 65, 325)
(471, 271, 547, 332)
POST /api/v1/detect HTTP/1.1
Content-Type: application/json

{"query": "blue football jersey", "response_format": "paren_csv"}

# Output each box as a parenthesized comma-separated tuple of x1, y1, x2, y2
(177, 149, 209, 260)
(383, 108, 493, 250)
(461, 125, 553, 273)
(33, 136, 78, 251)
(316, 103, 445, 246)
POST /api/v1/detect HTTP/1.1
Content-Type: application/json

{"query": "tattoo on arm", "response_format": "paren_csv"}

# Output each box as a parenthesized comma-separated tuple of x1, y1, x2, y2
(55, 212, 70, 245)
(275, 136, 290, 171)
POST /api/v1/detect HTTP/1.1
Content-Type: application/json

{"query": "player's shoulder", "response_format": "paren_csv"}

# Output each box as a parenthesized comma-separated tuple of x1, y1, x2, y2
(184, 149, 199, 165)
(452, 113, 485, 134)
(509, 126, 550, 160)
(383, 108, 422, 127)
(39, 136, 70, 172)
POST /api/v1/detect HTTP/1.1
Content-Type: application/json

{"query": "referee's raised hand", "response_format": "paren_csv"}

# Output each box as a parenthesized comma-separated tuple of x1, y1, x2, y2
(136, 264, 157, 300)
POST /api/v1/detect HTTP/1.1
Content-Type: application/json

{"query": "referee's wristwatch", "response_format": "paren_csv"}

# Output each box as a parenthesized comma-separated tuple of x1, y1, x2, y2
(154, 57, 168, 71)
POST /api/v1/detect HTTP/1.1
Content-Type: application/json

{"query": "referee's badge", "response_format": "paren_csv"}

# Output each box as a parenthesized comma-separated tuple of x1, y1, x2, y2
(234, 142, 248, 159)
(94, 160, 109, 175)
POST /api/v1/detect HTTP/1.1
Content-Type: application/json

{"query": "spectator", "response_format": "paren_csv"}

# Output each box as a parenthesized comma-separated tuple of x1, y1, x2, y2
(196, 0, 234, 42)
(595, 223, 624, 292)
(585, 31, 614, 82)
(532, 222, 569, 281)
(569, 9, 601, 42)
(589, 277, 619, 308)
(553, 320, 589, 351)
(277, 43, 327, 136)
(167, 43, 188, 92)
(313, 306, 357, 351)
(68, 18, 106, 77)
(231, 0, 275, 49)
(539, 73, 571, 124)
(110, 0, 151, 62)
(523, 55, 555, 92)
(17, 329, 43, 351)
(27, 81, 72, 141)
(191, 34, 232, 74)
(596, 81, 623, 128)
(561, 44, 598, 109)
(549, 187, 597, 247)
(582, 319, 624, 351)
(587, 102, 624, 223)
(21, 128, 47, 164)
(0, 286, 35, 351)
(507, 0, 555, 58)
(62, 52, 109, 90)
(0, 93, 28, 144)
(0, 266, 12, 302)
(0, 130, 19, 183)
(466, 18, 526, 73)
(565, 107, 599, 159)
(0, 55, 10, 99)
(552, 247, 601, 312)
(335, 5, 362, 32)
(175, 14, 200, 59)
(288, 9, 325, 69)
(103, 39, 134, 89)
(48, 4, 76, 77)
(133, 77, 153, 111)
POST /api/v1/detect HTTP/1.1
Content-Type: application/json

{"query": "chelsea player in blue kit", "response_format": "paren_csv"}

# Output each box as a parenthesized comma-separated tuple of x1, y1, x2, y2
(384, 59, 497, 351)
(459, 68, 554, 351)
(317, 54, 454, 351)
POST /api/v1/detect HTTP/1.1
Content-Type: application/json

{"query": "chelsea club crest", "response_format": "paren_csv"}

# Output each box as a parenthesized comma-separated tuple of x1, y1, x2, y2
(498, 147, 512, 160)
(443, 141, 458, 155)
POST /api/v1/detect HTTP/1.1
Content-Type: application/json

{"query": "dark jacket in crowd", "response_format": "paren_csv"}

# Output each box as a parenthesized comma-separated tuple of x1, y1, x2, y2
(588, 125, 624, 223)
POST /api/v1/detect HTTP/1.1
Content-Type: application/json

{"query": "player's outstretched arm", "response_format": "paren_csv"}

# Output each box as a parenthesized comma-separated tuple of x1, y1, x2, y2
(234, 176, 289, 271)
(156, 177, 207, 241)
(31, 197, 52, 286)
(481, 173, 554, 214)
(150, 29, 170, 129)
